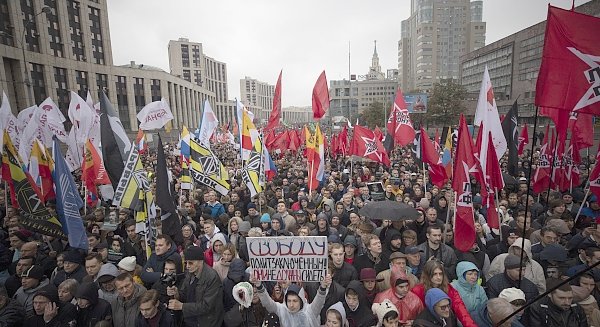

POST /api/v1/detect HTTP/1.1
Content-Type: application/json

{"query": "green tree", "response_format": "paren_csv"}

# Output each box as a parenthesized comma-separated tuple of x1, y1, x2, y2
(427, 79, 467, 126)
(358, 101, 386, 129)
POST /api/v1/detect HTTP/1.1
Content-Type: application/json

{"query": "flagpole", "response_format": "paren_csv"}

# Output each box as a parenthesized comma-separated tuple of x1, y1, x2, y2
(495, 188, 502, 242)
(545, 129, 559, 206)
(83, 186, 87, 216)
(258, 132, 265, 213)
(444, 191, 456, 244)
(574, 181, 591, 224)
(3, 181, 7, 214)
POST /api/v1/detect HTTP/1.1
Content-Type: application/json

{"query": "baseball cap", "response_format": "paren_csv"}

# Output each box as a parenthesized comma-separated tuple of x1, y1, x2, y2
(404, 246, 424, 255)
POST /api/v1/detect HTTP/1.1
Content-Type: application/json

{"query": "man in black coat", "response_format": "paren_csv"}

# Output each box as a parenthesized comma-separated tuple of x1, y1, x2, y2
(527, 278, 588, 327)
(74, 282, 112, 327)
(330, 243, 358, 287)
(0, 285, 23, 327)
(23, 284, 77, 327)
(486, 254, 539, 303)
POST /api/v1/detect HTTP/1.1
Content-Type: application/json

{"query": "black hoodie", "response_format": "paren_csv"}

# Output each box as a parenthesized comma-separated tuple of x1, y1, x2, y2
(343, 281, 378, 327)
(75, 282, 113, 327)
(23, 284, 77, 327)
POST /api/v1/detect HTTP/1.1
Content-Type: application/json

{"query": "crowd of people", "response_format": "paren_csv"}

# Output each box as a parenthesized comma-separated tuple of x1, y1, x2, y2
(0, 138, 599, 327)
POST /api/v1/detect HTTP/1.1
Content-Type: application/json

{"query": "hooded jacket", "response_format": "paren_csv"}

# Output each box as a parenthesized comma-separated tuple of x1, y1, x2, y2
(23, 284, 77, 327)
(413, 288, 457, 327)
(257, 282, 327, 327)
(450, 261, 488, 315)
(486, 238, 546, 294)
(373, 269, 423, 323)
(14, 277, 50, 318)
(98, 263, 120, 303)
(75, 282, 113, 327)
(411, 283, 477, 327)
(327, 302, 348, 326)
(0, 297, 24, 327)
(343, 281, 378, 327)
(204, 232, 228, 267)
(141, 242, 183, 285)
(111, 282, 147, 327)
(52, 263, 87, 286)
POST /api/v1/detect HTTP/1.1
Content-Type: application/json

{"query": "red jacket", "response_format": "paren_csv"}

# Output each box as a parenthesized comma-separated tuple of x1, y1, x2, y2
(411, 283, 477, 327)
(374, 268, 424, 323)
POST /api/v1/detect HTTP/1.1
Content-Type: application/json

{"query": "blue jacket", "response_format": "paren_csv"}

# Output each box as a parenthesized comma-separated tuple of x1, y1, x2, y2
(204, 202, 225, 219)
(471, 301, 525, 327)
(450, 261, 488, 315)
(141, 243, 182, 285)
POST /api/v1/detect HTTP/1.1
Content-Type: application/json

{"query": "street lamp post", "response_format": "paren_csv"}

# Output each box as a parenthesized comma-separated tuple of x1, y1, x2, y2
(1, 5, 50, 107)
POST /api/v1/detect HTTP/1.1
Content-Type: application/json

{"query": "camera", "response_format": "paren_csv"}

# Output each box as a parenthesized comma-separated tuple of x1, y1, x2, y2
(160, 272, 177, 287)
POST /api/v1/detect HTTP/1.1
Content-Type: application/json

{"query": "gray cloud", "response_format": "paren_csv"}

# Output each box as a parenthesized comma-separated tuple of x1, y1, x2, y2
(107, 0, 590, 107)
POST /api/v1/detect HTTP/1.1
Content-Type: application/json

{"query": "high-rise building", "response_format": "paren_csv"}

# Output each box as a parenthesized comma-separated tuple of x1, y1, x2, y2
(240, 76, 275, 124)
(460, 0, 600, 123)
(168, 38, 234, 124)
(329, 42, 398, 120)
(398, 0, 486, 92)
(0, 0, 212, 135)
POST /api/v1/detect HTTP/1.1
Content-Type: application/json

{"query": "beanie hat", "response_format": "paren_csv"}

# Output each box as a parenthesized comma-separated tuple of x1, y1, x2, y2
(184, 246, 204, 261)
(63, 250, 85, 265)
(97, 263, 119, 284)
(75, 282, 99, 305)
(34, 284, 59, 304)
(239, 221, 251, 233)
(13, 229, 32, 243)
(247, 203, 257, 210)
(504, 254, 522, 270)
(117, 256, 137, 272)
(260, 213, 271, 223)
(372, 300, 399, 326)
(21, 265, 44, 280)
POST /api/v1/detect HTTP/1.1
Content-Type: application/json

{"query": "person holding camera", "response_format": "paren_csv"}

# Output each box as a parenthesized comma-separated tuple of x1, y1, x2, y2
(152, 259, 184, 305)
(166, 246, 224, 327)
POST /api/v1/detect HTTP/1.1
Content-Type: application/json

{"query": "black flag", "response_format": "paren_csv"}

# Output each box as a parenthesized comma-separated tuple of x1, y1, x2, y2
(156, 135, 183, 244)
(99, 92, 125, 190)
(501, 100, 519, 176)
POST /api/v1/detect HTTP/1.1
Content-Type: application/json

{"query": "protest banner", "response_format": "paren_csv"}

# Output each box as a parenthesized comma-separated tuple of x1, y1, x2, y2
(248, 236, 328, 282)
(367, 182, 385, 201)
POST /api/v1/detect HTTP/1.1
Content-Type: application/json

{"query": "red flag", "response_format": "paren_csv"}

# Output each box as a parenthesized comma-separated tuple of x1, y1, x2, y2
(82, 140, 111, 206)
(536, 6, 600, 116)
(386, 89, 415, 146)
(569, 111, 594, 150)
(474, 122, 484, 160)
(350, 125, 390, 167)
(590, 144, 600, 200)
(452, 115, 478, 252)
(532, 126, 553, 194)
(312, 71, 330, 120)
(266, 70, 282, 130)
(518, 124, 529, 155)
(374, 126, 384, 141)
(420, 127, 448, 187)
(288, 129, 300, 153)
(339, 125, 349, 156)
(264, 129, 277, 151)
(486, 131, 505, 191)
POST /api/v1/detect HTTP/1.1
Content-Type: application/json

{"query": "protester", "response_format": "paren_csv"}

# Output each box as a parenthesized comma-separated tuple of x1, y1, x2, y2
(413, 288, 458, 327)
(112, 272, 147, 326)
(74, 282, 112, 327)
(136, 289, 175, 327)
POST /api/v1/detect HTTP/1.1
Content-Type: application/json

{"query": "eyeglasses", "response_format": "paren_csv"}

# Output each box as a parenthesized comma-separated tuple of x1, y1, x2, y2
(437, 304, 450, 311)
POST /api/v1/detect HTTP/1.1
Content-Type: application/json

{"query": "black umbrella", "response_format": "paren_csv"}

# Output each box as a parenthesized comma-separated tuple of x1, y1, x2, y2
(359, 201, 420, 221)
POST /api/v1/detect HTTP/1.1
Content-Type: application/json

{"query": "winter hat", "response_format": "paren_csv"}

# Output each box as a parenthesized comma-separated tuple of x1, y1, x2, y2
(239, 221, 251, 233)
(21, 265, 44, 280)
(284, 284, 304, 311)
(75, 282, 99, 305)
(184, 246, 204, 261)
(247, 203, 257, 210)
(34, 284, 60, 304)
(546, 219, 571, 235)
(504, 254, 522, 270)
(359, 268, 383, 282)
(424, 288, 451, 316)
(97, 263, 119, 284)
(419, 198, 430, 209)
(262, 313, 280, 327)
(343, 235, 358, 247)
(117, 256, 137, 272)
(63, 250, 85, 265)
(13, 229, 32, 243)
(232, 282, 254, 308)
(316, 213, 328, 222)
(372, 300, 399, 327)
(328, 234, 341, 244)
(260, 213, 271, 223)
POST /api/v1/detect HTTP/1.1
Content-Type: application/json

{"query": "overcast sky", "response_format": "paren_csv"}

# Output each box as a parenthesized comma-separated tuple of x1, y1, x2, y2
(107, 0, 590, 108)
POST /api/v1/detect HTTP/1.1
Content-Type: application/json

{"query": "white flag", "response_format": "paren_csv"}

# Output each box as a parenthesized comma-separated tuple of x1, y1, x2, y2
(0, 92, 19, 152)
(137, 98, 174, 130)
(17, 105, 36, 135)
(68, 91, 96, 145)
(37, 97, 68, 143)
(474, 66, 507, 177)
(198, 99, 219, 147)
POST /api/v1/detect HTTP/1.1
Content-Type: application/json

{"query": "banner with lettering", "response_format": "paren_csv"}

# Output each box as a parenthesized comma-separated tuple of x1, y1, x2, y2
(137, 98, 174, 130)
(248, 236, 328, 282)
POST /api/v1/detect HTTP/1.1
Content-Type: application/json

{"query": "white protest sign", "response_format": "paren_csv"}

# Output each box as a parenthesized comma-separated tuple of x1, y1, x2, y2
(248, 236, 328, 282)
